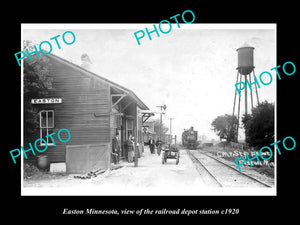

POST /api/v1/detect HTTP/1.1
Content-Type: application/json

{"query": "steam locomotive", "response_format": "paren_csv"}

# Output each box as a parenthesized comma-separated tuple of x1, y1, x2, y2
(182, 127, 199, 149)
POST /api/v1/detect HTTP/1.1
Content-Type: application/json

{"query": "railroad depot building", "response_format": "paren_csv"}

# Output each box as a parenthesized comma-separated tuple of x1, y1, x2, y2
(24, 53, 152, 174)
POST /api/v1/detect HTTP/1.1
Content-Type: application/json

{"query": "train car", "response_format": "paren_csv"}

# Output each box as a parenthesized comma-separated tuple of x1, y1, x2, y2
(182, 126, 199, 149)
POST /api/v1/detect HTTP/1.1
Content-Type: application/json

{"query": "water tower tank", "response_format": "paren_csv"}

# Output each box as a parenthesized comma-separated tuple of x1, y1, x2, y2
(236, 43, 254, 75)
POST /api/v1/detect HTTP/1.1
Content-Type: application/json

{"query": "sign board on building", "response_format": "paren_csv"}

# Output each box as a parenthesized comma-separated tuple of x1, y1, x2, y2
(31, 98, 62, 104)
(143, 121, 155, 133)
(142, 126, 149, 133)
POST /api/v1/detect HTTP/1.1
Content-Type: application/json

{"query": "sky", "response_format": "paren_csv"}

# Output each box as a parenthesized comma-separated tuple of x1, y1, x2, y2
(23, 24, 276, 141)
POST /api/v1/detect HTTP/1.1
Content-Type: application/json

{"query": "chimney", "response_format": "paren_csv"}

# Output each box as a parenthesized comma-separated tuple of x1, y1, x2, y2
(81, 53, 92, 70)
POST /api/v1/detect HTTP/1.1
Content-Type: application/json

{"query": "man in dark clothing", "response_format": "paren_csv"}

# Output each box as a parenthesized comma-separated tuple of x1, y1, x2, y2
(112, 132, 120, 164)
(156, 137, 163, 156)
(148, 137, 155, 154)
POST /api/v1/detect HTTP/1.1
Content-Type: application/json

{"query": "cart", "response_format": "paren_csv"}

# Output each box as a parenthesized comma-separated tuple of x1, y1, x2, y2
(161, 144, 180, 165)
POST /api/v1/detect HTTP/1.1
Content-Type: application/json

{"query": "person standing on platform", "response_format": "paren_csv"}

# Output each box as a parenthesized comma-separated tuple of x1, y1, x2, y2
(126, 135, 134, 163)
(112, 132, 120, 164)
(156, 137, 163, 156)
(148, 137, 155, 154)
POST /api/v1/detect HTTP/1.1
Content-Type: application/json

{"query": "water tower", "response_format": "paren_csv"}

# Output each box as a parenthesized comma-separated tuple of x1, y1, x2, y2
(232, 43, 259, 142)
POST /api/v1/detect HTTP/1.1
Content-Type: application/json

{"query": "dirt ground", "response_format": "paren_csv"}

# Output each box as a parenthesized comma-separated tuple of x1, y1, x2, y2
(22, 146, 275, 195)
(23, 147, 206, 195)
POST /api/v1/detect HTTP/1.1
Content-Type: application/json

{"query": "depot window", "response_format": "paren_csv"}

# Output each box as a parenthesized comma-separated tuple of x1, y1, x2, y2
(39, 110, 54, 145)
(126, 119, 133, 139)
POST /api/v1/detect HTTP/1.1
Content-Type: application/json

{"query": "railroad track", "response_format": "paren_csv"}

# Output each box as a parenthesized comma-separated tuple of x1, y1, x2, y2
(187, 150, 223, 187)
(187, 150, 271, 188)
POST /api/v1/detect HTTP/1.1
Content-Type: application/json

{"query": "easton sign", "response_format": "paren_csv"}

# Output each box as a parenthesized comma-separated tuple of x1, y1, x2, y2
(31, 98, 62, 104)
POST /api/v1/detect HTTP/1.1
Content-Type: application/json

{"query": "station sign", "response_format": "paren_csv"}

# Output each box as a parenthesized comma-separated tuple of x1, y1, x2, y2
(31, 98, 62, 104)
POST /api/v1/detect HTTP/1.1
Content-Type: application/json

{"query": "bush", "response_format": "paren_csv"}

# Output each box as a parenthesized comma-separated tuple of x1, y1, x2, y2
(23, 163, 42, 179)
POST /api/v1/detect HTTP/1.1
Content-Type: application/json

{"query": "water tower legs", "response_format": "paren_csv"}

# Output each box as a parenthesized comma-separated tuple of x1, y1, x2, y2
(253, 70, 260, 105)
(249, 75, 254, 109)
(237, 74, 242, 143)
(245, 75, 248, 115)
(232, 70, 259, 143)
(232, 71, 239, 116)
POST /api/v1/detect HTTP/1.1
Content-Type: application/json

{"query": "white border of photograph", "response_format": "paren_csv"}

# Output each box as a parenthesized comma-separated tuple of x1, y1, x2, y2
(21, 23, 277, 196)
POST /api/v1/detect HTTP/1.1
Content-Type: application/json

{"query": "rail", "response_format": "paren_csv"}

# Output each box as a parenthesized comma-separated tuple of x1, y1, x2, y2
(187, 150, 223, 187)
(199, 150, 272, 187)
(187, 149, 272, 188)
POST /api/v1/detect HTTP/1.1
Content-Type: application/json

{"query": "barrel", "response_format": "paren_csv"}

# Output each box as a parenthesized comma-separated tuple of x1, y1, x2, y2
(37, 155, 50, 170)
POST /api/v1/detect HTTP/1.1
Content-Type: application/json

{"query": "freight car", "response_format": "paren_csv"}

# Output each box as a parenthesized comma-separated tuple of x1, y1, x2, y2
(182, 126, 199, 149)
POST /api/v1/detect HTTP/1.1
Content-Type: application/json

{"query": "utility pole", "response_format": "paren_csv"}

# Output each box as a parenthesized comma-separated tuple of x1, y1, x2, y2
(169, 118, 174, 136)
(160, 112, 162, 139)
(169, 118, 174, 144)
(134, 104, 138, 167)
(156, 104, 167, 141)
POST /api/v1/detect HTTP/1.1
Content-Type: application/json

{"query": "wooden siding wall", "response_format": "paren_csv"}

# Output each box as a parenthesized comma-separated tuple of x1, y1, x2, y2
(27, 56, 111, 163)
(66, 144, 110, 174)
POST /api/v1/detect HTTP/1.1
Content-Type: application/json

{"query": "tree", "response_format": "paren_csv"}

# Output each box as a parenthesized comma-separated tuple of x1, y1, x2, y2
(211, 114, 238, 142)
(241, 113, 251, 142)
(153, 119, 169, 141)
(23, 40, 52, 145)
(242, 101, 274, 147)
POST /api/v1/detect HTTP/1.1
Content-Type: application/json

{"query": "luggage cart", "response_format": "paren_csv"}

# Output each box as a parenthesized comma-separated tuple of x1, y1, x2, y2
(161, 144, 180, 165)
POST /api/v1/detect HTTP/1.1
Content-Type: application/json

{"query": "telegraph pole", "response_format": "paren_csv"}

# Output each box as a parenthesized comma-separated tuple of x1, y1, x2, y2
(156, 104, 167, 140)
(169, 118, 174, 135)
(169, 118, 174, 145)
(160, 112, 162, 139)
(134, 104, 138, 167)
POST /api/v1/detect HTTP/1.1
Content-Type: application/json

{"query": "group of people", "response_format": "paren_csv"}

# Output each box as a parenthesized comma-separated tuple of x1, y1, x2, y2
(148, 137, 163, 155)
(112, 133, 140, 164)
(125, 135, 137, 163)
(112, 133, 164, 165)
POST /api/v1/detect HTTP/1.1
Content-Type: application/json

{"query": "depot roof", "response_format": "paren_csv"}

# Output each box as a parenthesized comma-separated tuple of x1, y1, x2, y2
(45, 53, 149, 110)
